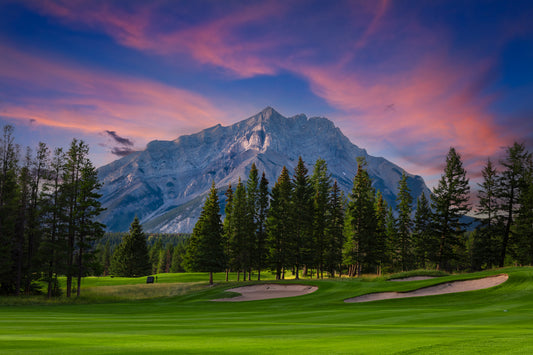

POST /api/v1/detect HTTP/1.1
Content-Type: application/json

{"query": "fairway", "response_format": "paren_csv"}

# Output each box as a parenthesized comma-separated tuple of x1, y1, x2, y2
(1, 267, 532, 354)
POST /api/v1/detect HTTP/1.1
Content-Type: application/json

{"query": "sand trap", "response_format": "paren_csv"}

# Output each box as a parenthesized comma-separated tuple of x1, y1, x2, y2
(345, 274, 508, 303)
(389, 276, 437, 281)
(213, 284, 318, 302)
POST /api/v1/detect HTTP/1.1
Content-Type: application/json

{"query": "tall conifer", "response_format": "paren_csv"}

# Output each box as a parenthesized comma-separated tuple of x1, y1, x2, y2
(431, 147, 470, 271)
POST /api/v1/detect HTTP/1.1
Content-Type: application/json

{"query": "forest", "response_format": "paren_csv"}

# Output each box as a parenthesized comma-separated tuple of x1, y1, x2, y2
(1, 123, 532, 294)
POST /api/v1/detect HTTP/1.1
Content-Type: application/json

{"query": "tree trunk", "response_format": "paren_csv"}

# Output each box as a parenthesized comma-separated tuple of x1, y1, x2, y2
(209, 271, 213, 285)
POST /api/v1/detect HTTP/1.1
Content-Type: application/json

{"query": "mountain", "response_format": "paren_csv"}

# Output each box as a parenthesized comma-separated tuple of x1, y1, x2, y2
(97, 107, 431, 233)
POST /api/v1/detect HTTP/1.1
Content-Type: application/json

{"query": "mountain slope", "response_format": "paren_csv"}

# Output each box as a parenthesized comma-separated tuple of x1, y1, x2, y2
(98, 107, 431, 232)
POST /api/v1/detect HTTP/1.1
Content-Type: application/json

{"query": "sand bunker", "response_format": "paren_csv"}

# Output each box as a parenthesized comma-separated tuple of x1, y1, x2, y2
(213, 284, 318, 302)
(345, 274, 508, 303)
(389, 276, 437, 281)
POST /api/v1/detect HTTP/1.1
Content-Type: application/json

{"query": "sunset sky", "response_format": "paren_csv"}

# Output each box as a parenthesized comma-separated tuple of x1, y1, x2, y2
(1, 0, 532, 189)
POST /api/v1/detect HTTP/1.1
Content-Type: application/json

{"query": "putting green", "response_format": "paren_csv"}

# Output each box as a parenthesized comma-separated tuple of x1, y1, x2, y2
(1, 267, 532, 354)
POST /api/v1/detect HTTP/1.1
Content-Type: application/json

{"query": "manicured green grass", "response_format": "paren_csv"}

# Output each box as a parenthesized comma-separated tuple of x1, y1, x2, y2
(1, 267, 532, 354)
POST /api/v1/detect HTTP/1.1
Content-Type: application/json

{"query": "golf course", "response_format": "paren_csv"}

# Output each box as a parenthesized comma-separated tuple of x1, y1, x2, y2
(1, 267, 532, 354)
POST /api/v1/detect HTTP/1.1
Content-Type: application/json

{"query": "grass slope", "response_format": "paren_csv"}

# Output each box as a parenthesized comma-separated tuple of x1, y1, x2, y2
(1, 267, 532, 354)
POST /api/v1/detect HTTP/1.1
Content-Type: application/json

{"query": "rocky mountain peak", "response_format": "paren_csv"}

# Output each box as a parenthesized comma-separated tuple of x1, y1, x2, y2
(97, 108, 430, 233)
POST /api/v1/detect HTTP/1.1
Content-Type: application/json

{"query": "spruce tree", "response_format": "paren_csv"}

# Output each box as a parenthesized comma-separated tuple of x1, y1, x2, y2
(395, 173, 413, 271)
(343, 157, 376, 276)
(325, 181, 345, 277)
(222, 185, 234, 281)
(291, 157, 313, 279)
(256, 172, 269, 280)
(111, 216, 151, 277)
(0, 125, 20, 294)
(473, 158, 501, 269)
(230, 178, 250, 280)
(497, 142, 532, 267)
(431, 147, 470, 271)
(266, 167, 292, 280)
(374, 191, 388, 275)
(311, 158, 332, 278)
(513, 161, 533, 265)
(245, 164, 259, 280)
(412, 193, 434, 269)
(183, 182, 225, 285)
(75, 158, 105, 296)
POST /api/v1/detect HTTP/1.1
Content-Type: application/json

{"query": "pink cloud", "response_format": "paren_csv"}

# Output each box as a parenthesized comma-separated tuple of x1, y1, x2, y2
(0, 44, 223, 141)
(23, 0, 288, 78)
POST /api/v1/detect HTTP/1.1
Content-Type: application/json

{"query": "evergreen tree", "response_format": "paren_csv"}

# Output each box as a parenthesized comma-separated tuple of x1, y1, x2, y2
(246, 163, 259, 280)
(0, 125, 20, 294)
(395, 173, 413, 271)
(431, 147, 470, 271)
(256, 172, 269, 280)
(473, 158, 501, 269)
(111, 216, 151, 277)
(62, 139, 87, 297)
(324, 181, 345, 277)
(497, 142, 532, 267)
(102, 241, 111, 276)
(374, 191, 388, 275)
(266, 167, 293, 280)
(169, 243, 186, 273)
(75, 158, 105, 296)
(149, 238, 163, 274)
(183, 182, 225, 285)
(412, 193, 434, 269)
(229, 178, 250, 280)
(40, 147, 66, 298)
(385, 206, 397, 271)
(222, 185, 234, 281)
(311, 158, 332, 278)
(23, 143, 49, 295)
(343, 158, 376, 276)
(291, 157, 313, 279)
(513, 162, 533, 265)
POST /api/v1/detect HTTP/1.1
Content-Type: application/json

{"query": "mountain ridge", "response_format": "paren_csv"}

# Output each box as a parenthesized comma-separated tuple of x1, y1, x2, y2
(97, 107, 431, 232)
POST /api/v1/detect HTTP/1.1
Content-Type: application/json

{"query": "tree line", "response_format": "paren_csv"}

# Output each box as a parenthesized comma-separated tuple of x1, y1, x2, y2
(98, 230, 189, 277)
(185, 144, 533, 283)
(0, 125, 104, 297)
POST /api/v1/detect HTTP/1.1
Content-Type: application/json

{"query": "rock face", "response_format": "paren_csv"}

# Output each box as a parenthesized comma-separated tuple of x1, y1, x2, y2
(97, 107, 431, 232)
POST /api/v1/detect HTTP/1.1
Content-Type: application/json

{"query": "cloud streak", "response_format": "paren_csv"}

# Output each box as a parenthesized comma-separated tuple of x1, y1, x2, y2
(0, 44, 223, 143)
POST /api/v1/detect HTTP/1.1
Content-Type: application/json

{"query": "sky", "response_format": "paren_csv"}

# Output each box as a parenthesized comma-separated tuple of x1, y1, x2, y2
(1, 0, 532, 190)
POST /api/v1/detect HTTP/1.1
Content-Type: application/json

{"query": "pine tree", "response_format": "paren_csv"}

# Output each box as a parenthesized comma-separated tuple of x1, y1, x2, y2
(230, 178, 250, 280)
(246, 163, 259, 280)
(256, 172, 269, 280)
(431, 147, 470, 271)
(40, 147, 66, 298)
(311, 158, 332, 278)
(169, 243, 186, 273)
(266, 167, 293, 280)
(343, 158, 376, 276)
(62, 139, 87, 297)
(324, 181, 345, 277)
(497, 142, 532, 267)
(111, 216, 151, 277)
(183, 182, 225, 285)
(23, 142, 49, 295)
(395, 173, 413, 271)
(513, 161, 533, 265)
(473, 158, 501, 269)
(75, 158, 105, 296)
(412, 193, 434, 269)
(291, 157, 313, 279)
(222, 185, 234, 281)
(0, 125, 20, 294)
(374, 191, 388, 275)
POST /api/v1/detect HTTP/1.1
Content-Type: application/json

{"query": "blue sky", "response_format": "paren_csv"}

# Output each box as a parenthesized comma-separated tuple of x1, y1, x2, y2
(1, 0, 532, 188)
